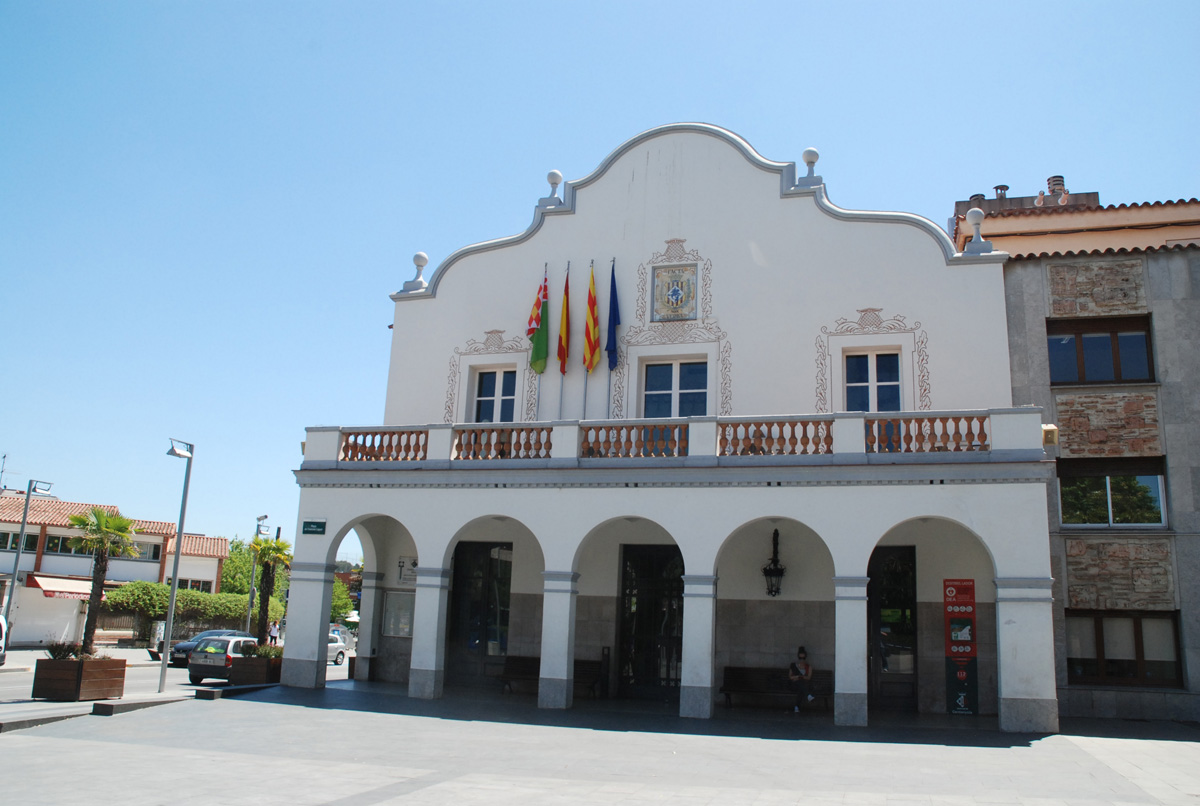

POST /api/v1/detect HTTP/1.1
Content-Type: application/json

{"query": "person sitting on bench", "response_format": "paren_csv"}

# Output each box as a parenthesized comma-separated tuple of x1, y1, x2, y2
(788, 645, 814, 711)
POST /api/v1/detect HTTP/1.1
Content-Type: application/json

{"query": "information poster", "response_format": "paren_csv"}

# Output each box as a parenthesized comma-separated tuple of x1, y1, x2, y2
(943, 578, 978, 715)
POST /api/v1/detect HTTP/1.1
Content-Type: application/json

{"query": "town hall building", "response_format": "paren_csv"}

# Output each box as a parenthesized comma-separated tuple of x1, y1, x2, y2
(282, 123, 1059, 733)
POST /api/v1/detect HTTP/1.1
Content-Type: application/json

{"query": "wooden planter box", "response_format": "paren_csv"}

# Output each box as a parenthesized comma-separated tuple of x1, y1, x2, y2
(32, 658, 126, 702)
(228, 656, 282, 686)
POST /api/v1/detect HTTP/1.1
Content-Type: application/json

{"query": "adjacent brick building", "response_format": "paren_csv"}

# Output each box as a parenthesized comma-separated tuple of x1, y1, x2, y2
(953, 183, 1200, 719)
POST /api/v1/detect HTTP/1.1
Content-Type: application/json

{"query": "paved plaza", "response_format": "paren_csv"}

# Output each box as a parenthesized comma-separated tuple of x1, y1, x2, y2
(1, 654, 1199, 806)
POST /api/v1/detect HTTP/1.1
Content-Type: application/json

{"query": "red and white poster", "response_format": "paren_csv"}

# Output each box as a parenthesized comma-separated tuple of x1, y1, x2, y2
(943, 578, 977, 715)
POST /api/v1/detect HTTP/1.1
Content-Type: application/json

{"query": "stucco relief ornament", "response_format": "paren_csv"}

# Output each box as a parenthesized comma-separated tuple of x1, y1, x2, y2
(443, 330, 537, 423)
(814, 308, 931, 413)
(613, 239, 732, 418)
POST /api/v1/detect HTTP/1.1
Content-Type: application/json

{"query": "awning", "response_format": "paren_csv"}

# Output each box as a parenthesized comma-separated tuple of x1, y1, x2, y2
(26, 575, 101, 601)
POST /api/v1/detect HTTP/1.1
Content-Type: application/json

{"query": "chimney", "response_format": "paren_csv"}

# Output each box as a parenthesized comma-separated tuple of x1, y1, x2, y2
(1047, 175, 1066, 195)
(994, 184, 1009, 199)
(969, 193, 986, 206)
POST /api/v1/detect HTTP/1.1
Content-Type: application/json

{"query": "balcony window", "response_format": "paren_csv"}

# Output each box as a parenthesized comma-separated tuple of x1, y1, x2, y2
(643, 361, 707, 418)
(473, 370, 516, 423)
(1066, 609, 1181, 687)
(845, 352, 901, 412)
(1047, 316, 1153, 384)
(1058, 458, 1165, 526)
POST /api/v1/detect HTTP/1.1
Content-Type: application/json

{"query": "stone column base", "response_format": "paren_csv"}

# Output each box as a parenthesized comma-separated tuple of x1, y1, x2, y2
(408, 668, 444, 699)
(538, 677, 573, 709)
(680, 685, 714, 719)
(999, 697, 1059, 733)
(834, 692, 867, 726)
(353, 656, 373, 682)
(281, 658, 325, 689)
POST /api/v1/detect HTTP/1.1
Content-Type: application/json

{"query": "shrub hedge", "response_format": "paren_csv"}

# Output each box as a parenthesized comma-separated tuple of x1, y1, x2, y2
(103, 580, 285, 639)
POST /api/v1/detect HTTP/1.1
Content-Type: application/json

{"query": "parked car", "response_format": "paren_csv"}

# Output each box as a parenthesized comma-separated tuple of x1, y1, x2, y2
(188, 635, 260, 684)
(329, 623, 357, 652)
(328, 633, 347, 665)
(164, 629, 254, 667)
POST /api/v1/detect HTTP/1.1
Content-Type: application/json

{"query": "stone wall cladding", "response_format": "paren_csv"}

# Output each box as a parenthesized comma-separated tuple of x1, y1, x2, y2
(1048, 260, 1146, 317)
(1064, 536, 1175, 610)
(1055, 390, 1161, 457)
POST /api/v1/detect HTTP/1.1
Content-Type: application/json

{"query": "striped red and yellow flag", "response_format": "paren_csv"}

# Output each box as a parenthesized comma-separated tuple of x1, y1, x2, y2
(557, 268, 570, 375)
(583, 265, 600, 373)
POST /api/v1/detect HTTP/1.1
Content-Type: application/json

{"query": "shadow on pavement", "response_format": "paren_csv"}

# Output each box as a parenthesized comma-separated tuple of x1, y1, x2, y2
(222, 679, 1107, 749)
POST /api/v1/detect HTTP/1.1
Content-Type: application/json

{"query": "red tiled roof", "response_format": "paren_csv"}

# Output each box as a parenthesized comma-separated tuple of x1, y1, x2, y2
(0, 497, 120, 528)
(0, 495, 228, 559)
(981, 198, 1200, 219)
(166, 534, 230, 560)
(1007, 243, 1199, 260)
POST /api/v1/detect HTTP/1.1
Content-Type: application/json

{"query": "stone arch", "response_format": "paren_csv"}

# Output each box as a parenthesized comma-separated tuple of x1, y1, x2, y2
(571, 516, 684, 698)
(712, 517, 836, 681)
(870, 515, 998, 716)
(319, 514, 420, 684)
(439, 515, 547, 672)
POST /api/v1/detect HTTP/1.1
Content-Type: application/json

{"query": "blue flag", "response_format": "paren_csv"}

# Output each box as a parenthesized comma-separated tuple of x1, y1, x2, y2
(605, 261, 621, 371)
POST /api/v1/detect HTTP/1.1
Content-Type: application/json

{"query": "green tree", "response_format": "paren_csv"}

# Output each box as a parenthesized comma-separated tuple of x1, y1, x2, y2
(221, 538, 254, 595)
(223, 537, 290, 601)
(330, 579, 353, 623)
(250, 537, 292, 643)
(67, 507, 140, 655)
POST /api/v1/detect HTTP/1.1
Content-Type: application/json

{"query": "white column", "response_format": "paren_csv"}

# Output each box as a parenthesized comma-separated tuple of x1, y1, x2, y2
(995, 577, 1059, 733)
(679, 574, 717, 719)
(833, 576, 869, 726)
(538, 571, 578, 709)
(281, 561, 334, 689)
(407, 565, 450, 699)
(352, 571, 384, 681)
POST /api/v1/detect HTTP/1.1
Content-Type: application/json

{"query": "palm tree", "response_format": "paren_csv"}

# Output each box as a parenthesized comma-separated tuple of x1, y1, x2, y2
(250, 536, 292, 643)
(67, 507, 139, 656)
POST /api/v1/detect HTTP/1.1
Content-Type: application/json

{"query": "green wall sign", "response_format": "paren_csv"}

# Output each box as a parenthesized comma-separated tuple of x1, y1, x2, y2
(302, 520, 326, 535)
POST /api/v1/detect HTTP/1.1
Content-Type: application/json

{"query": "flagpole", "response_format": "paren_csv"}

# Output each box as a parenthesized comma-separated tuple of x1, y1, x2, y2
(558, 262, 569, 420)
(605, 258, 618, 420)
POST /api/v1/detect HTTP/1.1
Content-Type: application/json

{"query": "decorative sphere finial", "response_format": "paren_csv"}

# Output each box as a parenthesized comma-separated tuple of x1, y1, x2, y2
(965, 208, 984, 228)
(801, 148, 819, 168)
(413, 252, 428, 270)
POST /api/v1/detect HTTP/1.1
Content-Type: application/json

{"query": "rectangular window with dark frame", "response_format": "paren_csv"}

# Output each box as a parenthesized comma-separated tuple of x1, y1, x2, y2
(1057, 457, 1165, 526)
(1047, 316, 1153, 385)
(473, 370, 516, 423)
(1065, 609, 1182, 687)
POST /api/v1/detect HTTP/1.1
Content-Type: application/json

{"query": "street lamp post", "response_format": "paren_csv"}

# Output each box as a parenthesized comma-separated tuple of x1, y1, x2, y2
(2, 479, 52, 642)
(245, 516, 267, 633)
(159, 439, 194, 694)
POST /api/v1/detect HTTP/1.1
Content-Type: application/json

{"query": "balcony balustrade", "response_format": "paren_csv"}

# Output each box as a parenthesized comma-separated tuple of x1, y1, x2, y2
(314, 409, 1042, 468)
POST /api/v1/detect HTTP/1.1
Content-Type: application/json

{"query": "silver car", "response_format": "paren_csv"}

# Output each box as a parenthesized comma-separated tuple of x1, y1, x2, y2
(328, 633, 347, 665)
(188, 635, 259, 684)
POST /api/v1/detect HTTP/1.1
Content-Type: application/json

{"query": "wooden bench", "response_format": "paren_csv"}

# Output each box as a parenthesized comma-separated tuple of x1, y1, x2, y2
(719, 666, 834, 710)
(499, 655, 606, 698)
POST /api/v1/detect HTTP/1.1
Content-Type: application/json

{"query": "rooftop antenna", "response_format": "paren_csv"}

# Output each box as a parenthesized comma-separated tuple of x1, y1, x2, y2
(0, 453, 6, 489)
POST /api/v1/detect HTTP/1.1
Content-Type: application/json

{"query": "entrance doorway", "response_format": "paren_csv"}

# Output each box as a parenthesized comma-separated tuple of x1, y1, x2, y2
(446, 541, 512, 686)
(617, 544, 684, 699)
(867, 546, 917, 711)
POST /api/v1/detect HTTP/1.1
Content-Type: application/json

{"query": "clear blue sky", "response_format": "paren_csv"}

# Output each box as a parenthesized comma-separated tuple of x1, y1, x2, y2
(2, 2, 1197, 561)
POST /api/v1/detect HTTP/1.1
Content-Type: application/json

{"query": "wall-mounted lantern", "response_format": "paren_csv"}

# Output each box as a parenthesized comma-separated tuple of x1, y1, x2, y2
(762, 528, 786, 597)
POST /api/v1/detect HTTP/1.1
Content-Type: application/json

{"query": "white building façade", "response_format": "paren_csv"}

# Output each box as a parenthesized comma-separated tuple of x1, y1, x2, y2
(283, 123, 1059, 733)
